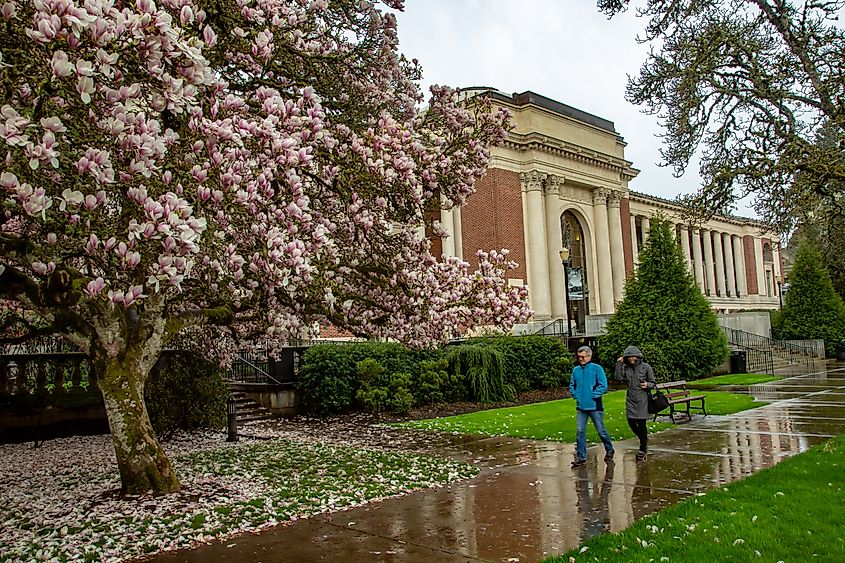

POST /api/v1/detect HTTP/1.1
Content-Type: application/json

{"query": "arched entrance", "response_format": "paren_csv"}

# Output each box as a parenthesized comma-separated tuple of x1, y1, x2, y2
(560, 211, 590, 333)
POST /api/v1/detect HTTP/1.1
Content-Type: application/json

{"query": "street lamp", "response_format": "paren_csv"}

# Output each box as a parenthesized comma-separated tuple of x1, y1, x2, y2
(559, 248, 574, 336)
(775, 275, 783, 309)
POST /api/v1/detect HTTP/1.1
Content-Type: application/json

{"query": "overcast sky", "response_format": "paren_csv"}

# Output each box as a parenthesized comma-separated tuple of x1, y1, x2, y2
(392, 1, 756, 217)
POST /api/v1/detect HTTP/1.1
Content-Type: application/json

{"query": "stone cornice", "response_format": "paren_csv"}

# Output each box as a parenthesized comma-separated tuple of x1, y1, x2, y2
(503, 131, 640, 182)
(627, 190, 768, 229)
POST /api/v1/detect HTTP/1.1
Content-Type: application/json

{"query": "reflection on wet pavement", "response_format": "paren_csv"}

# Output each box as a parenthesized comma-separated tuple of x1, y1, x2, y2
(151, 362, 845, 563)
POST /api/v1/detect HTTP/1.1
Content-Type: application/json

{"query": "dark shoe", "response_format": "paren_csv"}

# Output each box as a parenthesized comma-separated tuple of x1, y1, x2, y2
(571, 458, 587, 468)
(604, 451, 614, 462)
(636, 451, 647, 461)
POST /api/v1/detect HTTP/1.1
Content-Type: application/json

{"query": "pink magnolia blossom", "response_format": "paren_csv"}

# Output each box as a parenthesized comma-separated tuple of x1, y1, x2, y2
(0, 0, 529, 495)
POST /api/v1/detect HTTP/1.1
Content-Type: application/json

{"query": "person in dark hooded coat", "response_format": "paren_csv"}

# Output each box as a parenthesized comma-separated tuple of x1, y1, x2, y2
(614, 345, 655, 461)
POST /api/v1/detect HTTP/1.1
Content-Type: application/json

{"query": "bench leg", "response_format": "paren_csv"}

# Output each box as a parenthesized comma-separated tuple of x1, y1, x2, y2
(669, 405, 675, 423)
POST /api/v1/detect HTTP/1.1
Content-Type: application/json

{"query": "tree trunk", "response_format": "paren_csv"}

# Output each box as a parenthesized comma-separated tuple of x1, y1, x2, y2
(98, 358, 180, 495)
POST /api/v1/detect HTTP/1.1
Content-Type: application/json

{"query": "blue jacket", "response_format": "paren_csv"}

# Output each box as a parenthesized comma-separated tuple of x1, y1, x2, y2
(569, 362, 609, 411)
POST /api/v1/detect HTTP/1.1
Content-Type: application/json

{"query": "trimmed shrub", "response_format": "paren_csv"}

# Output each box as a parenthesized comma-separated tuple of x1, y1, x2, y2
(773, 241, 845, 355)
(446, 345, 514, 403)
(144, 352, 228, 440)
(415, 358, 466, 405)
(599, 214, 729, 381)
(299, 342, 438, 415)
(468, 335, 572, 390)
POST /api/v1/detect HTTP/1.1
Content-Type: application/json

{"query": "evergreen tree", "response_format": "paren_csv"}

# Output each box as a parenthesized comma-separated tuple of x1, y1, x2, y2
(773, 242, 845, 356)
(599, 215, 728, 381)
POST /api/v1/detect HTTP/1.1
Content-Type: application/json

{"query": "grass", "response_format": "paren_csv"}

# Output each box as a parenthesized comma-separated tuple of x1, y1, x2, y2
(687, 373, 779, 389)
(395, 390, 759, 443)
(546, 434, 845, 562)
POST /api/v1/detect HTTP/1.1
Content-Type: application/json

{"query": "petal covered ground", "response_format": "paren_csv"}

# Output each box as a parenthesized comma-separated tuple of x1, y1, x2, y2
(0, 423, 476, 562)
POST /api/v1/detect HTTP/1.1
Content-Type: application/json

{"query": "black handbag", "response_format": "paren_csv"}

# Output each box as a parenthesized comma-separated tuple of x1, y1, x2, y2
(647, 389, 669, 414)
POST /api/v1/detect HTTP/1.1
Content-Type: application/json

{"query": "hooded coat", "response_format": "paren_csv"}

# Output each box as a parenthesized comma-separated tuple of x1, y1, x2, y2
(614, 345, 655, 419)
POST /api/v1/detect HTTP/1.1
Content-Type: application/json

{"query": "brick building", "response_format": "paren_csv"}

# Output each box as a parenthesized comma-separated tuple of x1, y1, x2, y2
(437, 89, 783, 333)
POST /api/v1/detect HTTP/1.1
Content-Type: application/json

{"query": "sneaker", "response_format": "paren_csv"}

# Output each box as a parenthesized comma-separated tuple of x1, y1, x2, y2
(636, 451, 647, 461)
(604, 451, 614, 462)
(571, 458, 587, 468)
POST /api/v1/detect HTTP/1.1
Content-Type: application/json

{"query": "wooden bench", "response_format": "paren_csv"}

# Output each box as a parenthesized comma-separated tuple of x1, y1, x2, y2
(653, 380, 707, 422)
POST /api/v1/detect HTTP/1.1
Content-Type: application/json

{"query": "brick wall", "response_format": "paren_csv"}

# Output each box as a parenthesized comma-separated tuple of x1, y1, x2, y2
(743, 235, 758, 295)
(460, 168, 527, 281)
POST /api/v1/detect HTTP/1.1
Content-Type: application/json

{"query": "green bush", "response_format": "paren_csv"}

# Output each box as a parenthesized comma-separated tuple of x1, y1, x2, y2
(299, 342, 438, 415)
(354, 358, 388, 413)
(446, 345, 514, 403)
(385, 372, 415, 414)
(772, 242, 845, 356)
(599, 214, 729, 381)
(353, 360, 415, 414)
(468, 335, 572, 390)
(144, 352, 228, 440)
(415, 358, 465, 405)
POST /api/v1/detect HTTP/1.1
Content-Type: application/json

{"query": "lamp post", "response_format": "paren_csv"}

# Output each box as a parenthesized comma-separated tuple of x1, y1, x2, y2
(226, 395, 239, 442)
(776, 275, 783, 309)
(559, 248, 574, 336)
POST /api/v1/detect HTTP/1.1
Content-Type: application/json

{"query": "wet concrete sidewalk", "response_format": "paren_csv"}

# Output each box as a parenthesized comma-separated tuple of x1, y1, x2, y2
(153, 362, 845, 563)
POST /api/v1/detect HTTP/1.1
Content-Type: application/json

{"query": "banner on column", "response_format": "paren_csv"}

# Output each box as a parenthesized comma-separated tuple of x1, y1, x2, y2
(568, 267, 585, 300)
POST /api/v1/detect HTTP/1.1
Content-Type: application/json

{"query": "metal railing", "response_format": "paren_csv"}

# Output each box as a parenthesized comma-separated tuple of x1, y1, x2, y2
(228, 350, 281, 385)
(533, 319, 573, 338)
(721, 326, 814, 370)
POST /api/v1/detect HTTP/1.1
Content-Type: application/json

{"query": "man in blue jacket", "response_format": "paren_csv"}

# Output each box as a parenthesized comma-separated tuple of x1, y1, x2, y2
(569, 345, 614, 467)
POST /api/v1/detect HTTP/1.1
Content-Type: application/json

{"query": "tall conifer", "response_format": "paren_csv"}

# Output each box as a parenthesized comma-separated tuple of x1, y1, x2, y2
(773, 242, 845, 355)
(599, 215, 729, 380)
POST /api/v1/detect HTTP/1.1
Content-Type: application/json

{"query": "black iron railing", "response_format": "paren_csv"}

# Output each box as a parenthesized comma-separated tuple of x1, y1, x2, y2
(721, 326, 814, 371)
(533, 319, 572, 338)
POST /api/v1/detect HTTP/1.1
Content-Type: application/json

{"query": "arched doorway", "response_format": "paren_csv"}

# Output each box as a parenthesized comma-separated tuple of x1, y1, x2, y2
(561, 211, 589, 333)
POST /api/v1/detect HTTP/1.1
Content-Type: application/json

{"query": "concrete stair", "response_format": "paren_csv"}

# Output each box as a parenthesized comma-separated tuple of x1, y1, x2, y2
(229, 391, 275, 424)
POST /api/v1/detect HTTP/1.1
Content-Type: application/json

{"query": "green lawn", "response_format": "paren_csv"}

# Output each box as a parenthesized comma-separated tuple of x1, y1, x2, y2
(546, 435, 845, 562)
(687, 373, 779, 388)
(395, 390, 759, 443)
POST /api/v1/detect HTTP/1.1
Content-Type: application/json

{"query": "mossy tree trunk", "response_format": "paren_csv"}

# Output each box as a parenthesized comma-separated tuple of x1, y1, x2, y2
(91, 297, 180, 495)
(96, 357, 180, 495)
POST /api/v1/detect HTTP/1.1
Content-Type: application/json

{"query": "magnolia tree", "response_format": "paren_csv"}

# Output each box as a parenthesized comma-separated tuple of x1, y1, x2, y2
(0, 0, 531, 494)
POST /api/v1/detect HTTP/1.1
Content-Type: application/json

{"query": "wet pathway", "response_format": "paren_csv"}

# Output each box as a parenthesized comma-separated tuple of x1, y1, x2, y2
(152, 362, 845, 563)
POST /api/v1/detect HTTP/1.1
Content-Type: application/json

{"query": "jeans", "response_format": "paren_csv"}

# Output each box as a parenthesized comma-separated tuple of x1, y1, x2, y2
(576, 409, 614, 461)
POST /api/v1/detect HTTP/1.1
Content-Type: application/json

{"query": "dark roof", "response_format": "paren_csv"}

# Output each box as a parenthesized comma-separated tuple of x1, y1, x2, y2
(481, 89, 617, 133)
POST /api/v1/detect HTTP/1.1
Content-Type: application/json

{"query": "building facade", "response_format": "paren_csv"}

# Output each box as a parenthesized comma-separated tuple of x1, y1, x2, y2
(437, 89, 783, 332)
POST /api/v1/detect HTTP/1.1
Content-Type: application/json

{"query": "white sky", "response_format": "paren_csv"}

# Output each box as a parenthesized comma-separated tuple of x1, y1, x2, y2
(393, 0, 758, 217)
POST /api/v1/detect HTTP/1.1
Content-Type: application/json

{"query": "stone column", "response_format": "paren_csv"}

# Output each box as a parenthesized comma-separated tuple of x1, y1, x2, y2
(452, 206, 463, 260)
(545, 175, 566, 320)
(679, 224, 692, 273)
(723, 233, 736, 297)
(607, 191, 626, 305)
(439, 195, 455, 257)
(641, 216, 650, 245)
(753, 238, 766, 296)
(732, 235, 746, 297)
(691, 228, 706, 290)
(592, 188, 615, 314)
(713, 230, 727, 297)
(520, 171, 551, 320)
(630, 215, 639, 266)
(702, 228, 716, 296)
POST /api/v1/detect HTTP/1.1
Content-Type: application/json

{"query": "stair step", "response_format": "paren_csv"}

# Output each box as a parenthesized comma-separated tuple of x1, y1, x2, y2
(238, 414, 275, 422)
